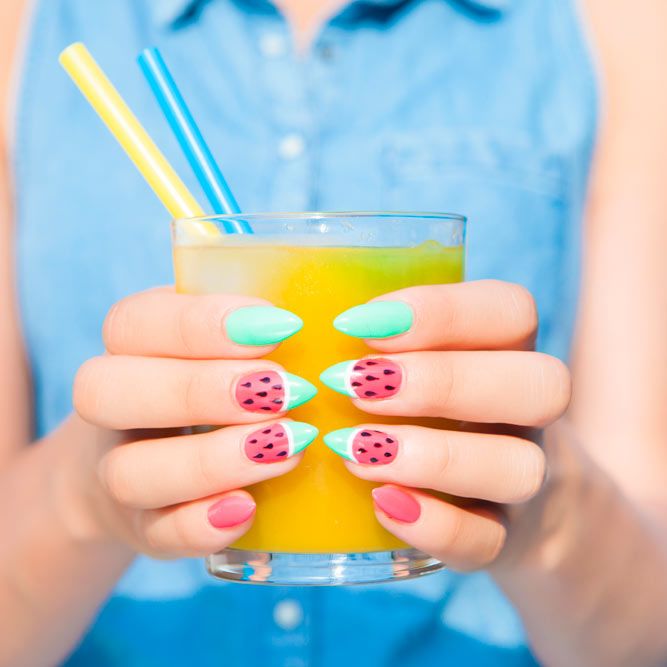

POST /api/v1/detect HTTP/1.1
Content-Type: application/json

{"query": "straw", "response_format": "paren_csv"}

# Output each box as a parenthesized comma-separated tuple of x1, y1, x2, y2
(138, 47, 252, 234)
(59, 43, 219, 237)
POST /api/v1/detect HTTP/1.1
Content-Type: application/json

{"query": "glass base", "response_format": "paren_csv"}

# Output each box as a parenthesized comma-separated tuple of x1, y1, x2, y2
(206, 547, 444, 585)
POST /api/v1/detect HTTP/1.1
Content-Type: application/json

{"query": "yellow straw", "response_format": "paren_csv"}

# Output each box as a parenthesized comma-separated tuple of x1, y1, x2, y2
(59, 43, 218, 236)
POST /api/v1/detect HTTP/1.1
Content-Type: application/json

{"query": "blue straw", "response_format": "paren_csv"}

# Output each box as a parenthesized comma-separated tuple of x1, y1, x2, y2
(138, 47, 252, 234)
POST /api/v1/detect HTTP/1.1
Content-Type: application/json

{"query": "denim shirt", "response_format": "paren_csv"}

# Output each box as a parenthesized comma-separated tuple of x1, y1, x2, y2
(14, 0, 597, 664)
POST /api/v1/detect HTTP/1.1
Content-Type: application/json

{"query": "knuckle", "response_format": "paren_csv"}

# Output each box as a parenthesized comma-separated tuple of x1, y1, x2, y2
(513, 442, 547, 502)
(441, 505, 466, 555)
(73, 357, 105, 421)
(431, 433, 453, 481)
(182, 369, 208, 422)
(194, 440, 223, 491)
(505, 283, 538, 335)
(531, 354, 572, 425)
(102, 300, 128, 352)
(484, 523, 507, 566)
(176, 299, 203, 357)
(99, 448, 137, 507)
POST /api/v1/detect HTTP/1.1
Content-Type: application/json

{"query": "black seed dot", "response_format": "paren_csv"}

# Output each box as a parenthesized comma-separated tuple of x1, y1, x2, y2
(272, 399, 283, 405)
(253, 453, 264, 459)
(385, 385, 395, 391)
(260, 377, 271, 383)
(360, 431, 372, 437)
(262, 429, 272, 434)
(366, 375, 378, 381)
(386, 438, 394, 444)
(275, 432, 284, 438)
(351, 381, 362, 387)
(384, 452, 392, 458)
(374, 442, 382, 448)
(370, 457, 378, 463)
(353, 365, 364, 371)
(277, 451, 288, 457)
(249, 439, 258, 444)
(383, 369, 395, 375)
(261, 407, 272, 411)
(357, 448, 367, 454)
(242, 382, 252, 388)
(364, 391, 377, 397)
(264, 444, 274, 449)
(366, 360, 378, 366)
(244, 399, 254, 405)
(272, 385, 283, 390)
(256, 391, 268, 397)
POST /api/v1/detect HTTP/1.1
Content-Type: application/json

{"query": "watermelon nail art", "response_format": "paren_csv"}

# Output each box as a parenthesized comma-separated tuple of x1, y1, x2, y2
(244, 422, 318, 463)
(320, 358, 402, 399)
(236, 371, 317, 413)
(324, 427, 399, 465)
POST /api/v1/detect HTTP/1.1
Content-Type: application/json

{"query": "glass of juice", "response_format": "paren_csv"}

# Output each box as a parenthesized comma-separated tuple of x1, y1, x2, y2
(172, 212, 465, 585)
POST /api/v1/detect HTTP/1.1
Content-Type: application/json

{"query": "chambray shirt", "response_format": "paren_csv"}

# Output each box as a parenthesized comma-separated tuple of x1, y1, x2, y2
(14, 0, 597, 664)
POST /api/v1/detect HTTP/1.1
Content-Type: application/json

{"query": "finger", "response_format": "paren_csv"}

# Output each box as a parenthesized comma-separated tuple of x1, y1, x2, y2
(320, 352, 571, 427)
(333, 280, 538, 352)
(74, 356, 317, 429)
(100, 421, 318, 509)
(103, 287, 303, 359)
(324, 425, 545, 504)
(371, 486, 506, 571)
(138, 490, 257, 558)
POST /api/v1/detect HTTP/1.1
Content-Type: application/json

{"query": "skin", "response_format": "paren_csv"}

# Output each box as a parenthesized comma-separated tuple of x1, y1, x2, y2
(1, 1, 667, 667)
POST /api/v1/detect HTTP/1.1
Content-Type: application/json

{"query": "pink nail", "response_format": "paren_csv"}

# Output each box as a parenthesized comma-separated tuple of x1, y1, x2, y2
(350, 358, 402, 399)
(207, 496, 256, 529)
(236, 370, 285, 413)
(372, 486, 421, 523)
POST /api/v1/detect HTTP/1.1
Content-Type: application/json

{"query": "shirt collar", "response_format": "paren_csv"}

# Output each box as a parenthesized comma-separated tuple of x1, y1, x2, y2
(149, 0, 511, 29)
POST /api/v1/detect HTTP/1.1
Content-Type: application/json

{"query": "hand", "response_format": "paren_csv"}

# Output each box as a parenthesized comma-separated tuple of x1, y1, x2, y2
(69, 288, 318, 557)
(320, 280, 571, 570)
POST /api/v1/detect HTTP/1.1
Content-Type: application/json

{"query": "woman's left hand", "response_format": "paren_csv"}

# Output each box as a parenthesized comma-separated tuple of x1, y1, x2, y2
(320, 280, 571, 571)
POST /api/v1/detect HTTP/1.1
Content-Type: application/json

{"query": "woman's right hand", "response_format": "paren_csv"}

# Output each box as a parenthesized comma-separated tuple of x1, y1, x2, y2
(68, 287, 317, 558)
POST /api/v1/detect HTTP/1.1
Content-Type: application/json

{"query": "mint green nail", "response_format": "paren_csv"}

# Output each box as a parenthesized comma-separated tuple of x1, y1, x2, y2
(284, 373, 318, 409)
(319, 361, 355, 397)
(334, 301, 413, 339)
(226, 306, 303, 346)
(287, 422, 319, 455)
(323, 428, 357, 461)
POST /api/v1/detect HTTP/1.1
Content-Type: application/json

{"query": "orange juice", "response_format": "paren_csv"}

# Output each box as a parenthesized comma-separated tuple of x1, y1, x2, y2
(174, 238, 464, 553)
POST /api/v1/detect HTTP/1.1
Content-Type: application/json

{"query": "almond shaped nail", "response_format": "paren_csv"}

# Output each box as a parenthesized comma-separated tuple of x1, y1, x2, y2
(320, 358, 402, 399)
(324, 427, 398, 465)
(236, 371, 317, 413)
(245, 421, 319, 463)
(334, 301, 413, 339)
(226, 306, 303, 346)
(372, 486, 421, 523)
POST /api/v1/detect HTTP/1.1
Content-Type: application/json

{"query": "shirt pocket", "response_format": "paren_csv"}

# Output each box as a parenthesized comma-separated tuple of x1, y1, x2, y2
(378, 128, 572, 352)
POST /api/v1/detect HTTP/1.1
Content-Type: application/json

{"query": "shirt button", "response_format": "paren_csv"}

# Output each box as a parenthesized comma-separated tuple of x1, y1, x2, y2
(273, 599, 303, 631)
(259, 33, 287, 58)
(278, 133, 306, 160)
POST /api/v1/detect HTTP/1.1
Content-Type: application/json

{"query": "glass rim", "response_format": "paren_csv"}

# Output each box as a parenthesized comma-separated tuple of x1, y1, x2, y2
(172, 210, 467, 224)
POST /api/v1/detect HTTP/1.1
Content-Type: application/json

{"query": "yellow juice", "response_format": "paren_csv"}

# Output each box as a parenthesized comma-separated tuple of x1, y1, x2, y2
(174, 240, 464, 553)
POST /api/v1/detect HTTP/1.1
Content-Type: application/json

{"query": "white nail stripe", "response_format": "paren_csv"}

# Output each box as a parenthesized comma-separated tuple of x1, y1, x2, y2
(347, 429, 358, 461)
(283, 422, 295, 456)
(344, 361, 357, 397)
(278, 370, 290, 409)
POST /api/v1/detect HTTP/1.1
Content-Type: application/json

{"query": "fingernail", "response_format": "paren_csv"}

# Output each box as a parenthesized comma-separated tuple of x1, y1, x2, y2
(208, 495, 256, 528)
(226, 306, 303, 346)
(372, 486, 421, 523)
(320, 358, 402, 399)
(236, 371, 317, 413)
(324, 428, 399, 465)
(334, 301, 413, 339)
(245, 421, 319, 463)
